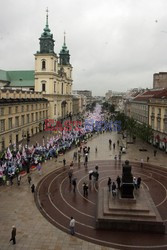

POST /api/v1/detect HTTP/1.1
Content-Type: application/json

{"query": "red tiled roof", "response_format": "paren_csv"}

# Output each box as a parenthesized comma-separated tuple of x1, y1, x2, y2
(133, 88, 167, 101)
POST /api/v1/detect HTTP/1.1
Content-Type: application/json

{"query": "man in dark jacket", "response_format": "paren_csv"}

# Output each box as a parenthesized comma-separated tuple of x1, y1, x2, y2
(10, 226, 16, 244)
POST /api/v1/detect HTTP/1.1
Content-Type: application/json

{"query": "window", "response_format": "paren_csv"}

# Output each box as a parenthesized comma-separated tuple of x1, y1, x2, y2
(157, 120, 161, 131)
(54, 82, 56, 93)
(39, 112, 41, 120)
(9, 134, 12, 144)
(158, 108, 161, 115)
(27, 114, 30, 123)
(42, 83, 46, 92)
(9, 107, 12, 114)
(43, 111, 45, 118)
(27, 105, 29, 111)
(62, 83, 63, 94)
(31, 105, 33, 111)
(0, 107, 4, 116)
(22, 106, 24, 112)
(31, 113, 34, 122)
(21, 115, 25, 125)
(15, 117, 19, 127)
(54, 105, 56, 115)
(0, 120, 5, 132)
(15, 106, 18, 113)
(42, 60, 46, 70)
(54, 61, 56, 72)
(36, 112, 38, 121)
(8, 118, 12, 129)
(1, 137, 5, 151)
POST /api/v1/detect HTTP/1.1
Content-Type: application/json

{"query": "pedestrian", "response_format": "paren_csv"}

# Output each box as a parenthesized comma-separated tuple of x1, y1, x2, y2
(118, 152, 122, 161)
(83, 182, 88, 196)
(84, 153, 88, 167)
(116, 176, 121, 189)
(63, 158, 66, 167)
(17, 175, 21, 186)
(112, 182, 117, 197)
(107, 177, 112, 192)
(89, 170, 93, 180)
(31, 184, 35, 193)
(78, 153, 81, 165)
(69, 217, 75, 235)
(37, 162, 42, 175)
(109, 139, 112, 146)
(10, 226, 16, 245)
(114, 155, 117, 161)
(133, 177, 138, 189)
(117, 140, 119, 146)
(95, 146, 97, 153)
(72, 178, 77, 192)
(140, 158, 144, 168)
(137, 177, 141, 188)
(154, 149, 157, 157)
(68, 170, 73, 184)
(28, 174, 31, 185)
(147, 156, 149, 162)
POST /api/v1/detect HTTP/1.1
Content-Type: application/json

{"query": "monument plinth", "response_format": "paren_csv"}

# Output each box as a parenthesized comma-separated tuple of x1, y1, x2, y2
(121, 160, 134, 198)
(96, 160, 165, 233)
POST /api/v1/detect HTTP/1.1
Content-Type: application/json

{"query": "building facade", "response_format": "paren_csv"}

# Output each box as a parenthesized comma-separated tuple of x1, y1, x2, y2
(34, 12, 73, 120)
(153, 72, 167, 89)
(0, 89, 48, 151)
(148, 89, 167, 150)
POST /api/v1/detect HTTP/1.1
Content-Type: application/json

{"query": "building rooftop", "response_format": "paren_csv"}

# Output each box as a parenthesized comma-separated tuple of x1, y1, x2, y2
(0, 69, 34, 87)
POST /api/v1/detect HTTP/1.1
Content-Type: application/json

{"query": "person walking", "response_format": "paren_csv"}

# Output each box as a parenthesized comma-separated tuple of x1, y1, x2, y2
(84, 153, 88, 167)
(31, 184, 35, 193)
(137, 177, 142, 188)
(28, 174, 31, 185)
(83, 182, 88, 196)
(112, 182, 117, 197)
(63, 158, 66, 167)
(154, 149, 157, 157)
(69, 217, 75, 235)
(72, 178, 77, 192)
(107, 177, 112, 192)
(147, 156, 149, 162)
(68, 169, 73, 184)
(10, 226, 16, 245)
(116, 176, 121, 189)
(17, 175, 21, 186)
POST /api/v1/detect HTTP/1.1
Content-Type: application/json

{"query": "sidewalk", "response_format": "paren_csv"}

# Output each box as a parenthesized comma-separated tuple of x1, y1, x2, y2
(0, 131, 166, 250)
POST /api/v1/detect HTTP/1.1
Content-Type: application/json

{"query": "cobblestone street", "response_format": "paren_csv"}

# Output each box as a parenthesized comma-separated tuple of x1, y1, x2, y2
(0, 131, 167, 250)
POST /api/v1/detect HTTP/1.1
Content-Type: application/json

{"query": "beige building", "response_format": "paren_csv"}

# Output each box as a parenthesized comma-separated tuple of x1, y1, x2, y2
(0, 88, 48, 151)
(148, 89, 167, 150)
(34, 12, 73, 120)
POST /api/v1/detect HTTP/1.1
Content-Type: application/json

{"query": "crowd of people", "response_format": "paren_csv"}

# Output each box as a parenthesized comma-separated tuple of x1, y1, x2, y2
(0, 105, 105, 186)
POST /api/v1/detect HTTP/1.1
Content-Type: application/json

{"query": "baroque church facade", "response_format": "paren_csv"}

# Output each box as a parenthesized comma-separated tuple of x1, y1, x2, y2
(34, 11, 73, 120)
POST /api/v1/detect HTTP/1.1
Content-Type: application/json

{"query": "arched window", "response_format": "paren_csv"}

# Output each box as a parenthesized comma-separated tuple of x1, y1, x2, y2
(61, 83, 63, 94)
(54, 61, 56, 72)
(42, 60, 46, 70)
(54, 105, 56, 115)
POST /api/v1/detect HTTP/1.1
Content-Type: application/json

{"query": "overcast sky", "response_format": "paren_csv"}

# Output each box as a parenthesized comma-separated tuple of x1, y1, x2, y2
(0, 0, 167, 95)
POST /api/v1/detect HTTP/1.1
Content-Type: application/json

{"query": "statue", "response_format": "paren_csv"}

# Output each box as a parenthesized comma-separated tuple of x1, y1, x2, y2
(121, 160, 134, 198)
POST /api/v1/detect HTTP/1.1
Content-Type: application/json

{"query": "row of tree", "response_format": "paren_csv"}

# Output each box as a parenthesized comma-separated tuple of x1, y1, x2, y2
(114, 112, 153, 142)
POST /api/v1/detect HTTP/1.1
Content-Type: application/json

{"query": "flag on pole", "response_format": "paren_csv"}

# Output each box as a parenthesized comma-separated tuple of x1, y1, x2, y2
(6, 147, 12, 160)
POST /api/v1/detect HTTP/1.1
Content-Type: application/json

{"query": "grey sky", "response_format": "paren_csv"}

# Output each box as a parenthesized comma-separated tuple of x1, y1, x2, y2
(0, 0, 167, 95)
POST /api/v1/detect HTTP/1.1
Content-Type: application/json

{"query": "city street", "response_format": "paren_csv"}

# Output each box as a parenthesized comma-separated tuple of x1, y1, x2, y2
(0, 130, 167, 250)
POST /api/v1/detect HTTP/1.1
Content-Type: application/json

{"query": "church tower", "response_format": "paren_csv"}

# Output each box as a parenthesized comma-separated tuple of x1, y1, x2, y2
(34, 11, 73, 120)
